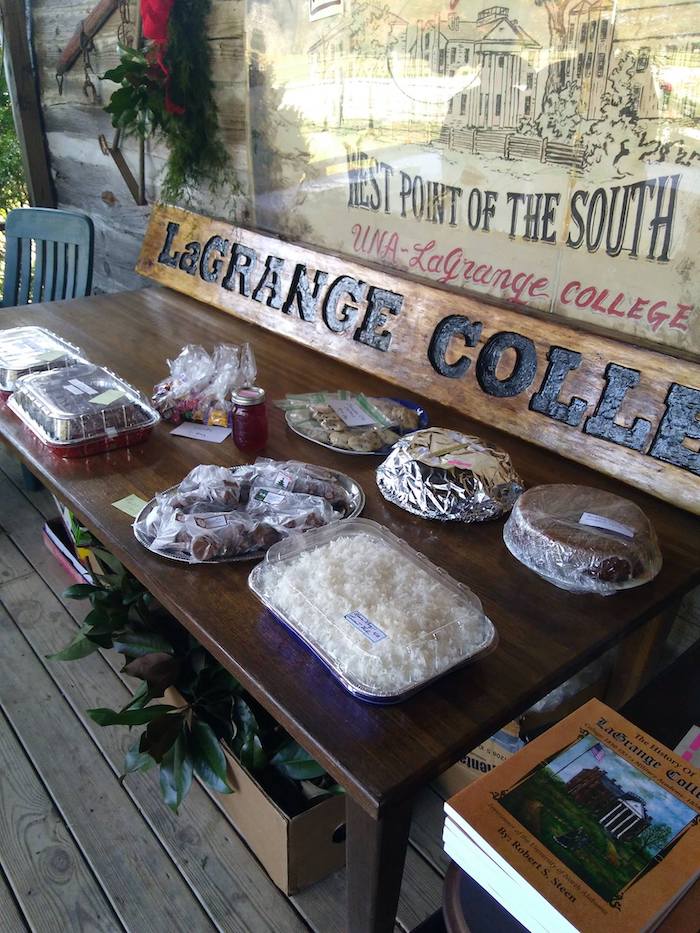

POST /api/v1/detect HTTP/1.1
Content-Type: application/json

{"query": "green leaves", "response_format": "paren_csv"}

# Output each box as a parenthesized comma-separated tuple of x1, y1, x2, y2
(271, 740, 327, 781)
(47, 633, 101, 661)
(124, 740, 155, 775)
(160, 731, 193, 813)
(123, 652, 181, 695)
(140, 710, 186, 763)
(87, 704, 177, 727)
(63, 583, 102, 600)
(230, 697, 267, 773)
(190, 720, 232, 795)
(113, 631, 174, 659)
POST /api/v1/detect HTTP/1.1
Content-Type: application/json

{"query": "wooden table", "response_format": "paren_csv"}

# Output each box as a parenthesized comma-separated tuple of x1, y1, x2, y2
(1, 288, 699, 933)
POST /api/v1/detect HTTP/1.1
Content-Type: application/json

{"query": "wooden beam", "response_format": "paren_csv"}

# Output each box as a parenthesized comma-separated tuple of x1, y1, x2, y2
(0, 0, 55, 207)
(55, 0, 120, 78)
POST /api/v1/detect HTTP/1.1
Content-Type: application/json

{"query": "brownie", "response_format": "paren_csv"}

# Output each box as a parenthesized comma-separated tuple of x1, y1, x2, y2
(503, 484, 662, 595)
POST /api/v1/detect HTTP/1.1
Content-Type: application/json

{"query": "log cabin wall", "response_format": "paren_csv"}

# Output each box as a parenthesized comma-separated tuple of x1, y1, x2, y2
(29, 0, 251, 294)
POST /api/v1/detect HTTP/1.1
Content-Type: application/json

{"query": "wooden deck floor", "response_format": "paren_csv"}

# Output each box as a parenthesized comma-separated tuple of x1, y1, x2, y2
(0, 444, 697, 933)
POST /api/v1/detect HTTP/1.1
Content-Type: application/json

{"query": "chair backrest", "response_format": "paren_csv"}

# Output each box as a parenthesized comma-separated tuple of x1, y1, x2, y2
(2, 207, 94, 307)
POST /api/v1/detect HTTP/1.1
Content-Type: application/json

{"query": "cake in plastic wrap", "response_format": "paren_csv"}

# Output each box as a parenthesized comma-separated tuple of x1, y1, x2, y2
(0, 326, 84, 394)
(248, 518, 496, 702)
(503, 484, 662, 595)
(8, 362, 159, 457)
(376, 427, 522, 522)
(133, 459, 364, 562)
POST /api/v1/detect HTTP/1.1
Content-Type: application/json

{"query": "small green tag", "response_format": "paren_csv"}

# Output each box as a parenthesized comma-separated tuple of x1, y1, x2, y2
(90, 389, 125, 405)
(112, 494, 148, 518)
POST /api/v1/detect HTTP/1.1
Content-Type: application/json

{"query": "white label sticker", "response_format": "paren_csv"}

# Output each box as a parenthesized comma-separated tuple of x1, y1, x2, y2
(253, 488, 285, 506)
(64, 383, 83, 395)
(579, 512, 636, 539)
(194, 514, 231, 529)
(329, 398, 377, 427)
(274, 470, 295, 489)
(344, 610, 387, 643)
(69, 378, 97, 395)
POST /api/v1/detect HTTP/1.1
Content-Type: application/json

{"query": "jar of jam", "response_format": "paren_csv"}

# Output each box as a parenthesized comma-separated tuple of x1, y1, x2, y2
(232, 386, 268, 453)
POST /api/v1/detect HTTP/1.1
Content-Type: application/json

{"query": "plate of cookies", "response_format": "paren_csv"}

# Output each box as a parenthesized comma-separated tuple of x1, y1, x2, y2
(280, 391, 428, 455)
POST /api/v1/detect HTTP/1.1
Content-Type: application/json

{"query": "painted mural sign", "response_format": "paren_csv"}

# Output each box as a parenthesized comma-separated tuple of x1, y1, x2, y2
(246, 0, 700, 355)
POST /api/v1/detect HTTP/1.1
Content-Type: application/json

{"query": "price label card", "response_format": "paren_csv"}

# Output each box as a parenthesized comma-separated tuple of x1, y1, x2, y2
(170, 423, 231, 443)
(253, 488, 285, 505)
(69, 378, 97, 395)
(112, 494, 148, 518)
(344, 610, 387, 644)
(90, 389, 125, 406)
(579, 512, 635, 539)
(329, 398, 377, 427)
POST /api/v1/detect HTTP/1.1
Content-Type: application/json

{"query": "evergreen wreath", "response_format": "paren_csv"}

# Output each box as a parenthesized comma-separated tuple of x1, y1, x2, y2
(103, 0, 228, 201)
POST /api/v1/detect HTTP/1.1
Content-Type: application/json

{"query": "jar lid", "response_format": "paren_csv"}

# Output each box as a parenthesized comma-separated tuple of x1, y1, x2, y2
(232, 386, 266, 406)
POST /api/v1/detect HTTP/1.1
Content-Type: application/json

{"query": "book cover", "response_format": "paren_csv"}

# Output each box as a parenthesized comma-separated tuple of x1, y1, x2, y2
(445, 698, 700, 933)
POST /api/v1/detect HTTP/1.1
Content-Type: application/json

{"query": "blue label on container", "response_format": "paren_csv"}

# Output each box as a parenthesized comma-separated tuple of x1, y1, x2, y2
(344, 610, 387, 644)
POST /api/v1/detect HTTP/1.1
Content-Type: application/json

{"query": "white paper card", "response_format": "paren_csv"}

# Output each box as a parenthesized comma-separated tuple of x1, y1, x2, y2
(170, 423, 231, 443)
(329, 398, 377, 427)
(252, 488, 285, 506)
(579, 512, 635, 539)
(64, 383, 83, 395)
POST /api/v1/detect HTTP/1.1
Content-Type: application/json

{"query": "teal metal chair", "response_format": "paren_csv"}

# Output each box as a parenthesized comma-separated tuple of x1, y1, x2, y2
(2, 207, 94, 489)
(2, 207, 94, 307)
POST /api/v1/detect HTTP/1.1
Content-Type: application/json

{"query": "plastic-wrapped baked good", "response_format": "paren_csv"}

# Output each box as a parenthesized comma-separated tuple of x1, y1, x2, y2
(376, 428, 522, 522)
(248, 518, 496, 702)
(8, 362, 159, 457)
(0, 326, 84, 394)
(133, 459, 365, 562)
(503, 484, 662, 595)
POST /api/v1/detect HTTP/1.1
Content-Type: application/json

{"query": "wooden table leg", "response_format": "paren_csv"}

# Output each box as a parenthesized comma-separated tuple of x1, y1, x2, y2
(346, 795, 413, 933)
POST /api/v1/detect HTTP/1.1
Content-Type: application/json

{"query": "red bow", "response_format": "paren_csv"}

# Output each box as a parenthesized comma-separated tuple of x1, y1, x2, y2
(140, 0, 185, 115)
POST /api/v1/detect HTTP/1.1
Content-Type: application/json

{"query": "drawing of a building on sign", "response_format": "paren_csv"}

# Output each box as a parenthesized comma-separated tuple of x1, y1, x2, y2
(559, 0, 700, 122)
(441, 8, 539, 128)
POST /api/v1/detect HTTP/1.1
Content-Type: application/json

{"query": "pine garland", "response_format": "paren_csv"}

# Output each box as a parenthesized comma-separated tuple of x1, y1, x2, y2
(103, 0, 229, 201)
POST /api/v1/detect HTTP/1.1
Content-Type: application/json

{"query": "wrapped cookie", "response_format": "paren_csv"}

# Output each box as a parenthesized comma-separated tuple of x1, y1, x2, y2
(376, 428, 522, 522)
(503, 484, 662, 595)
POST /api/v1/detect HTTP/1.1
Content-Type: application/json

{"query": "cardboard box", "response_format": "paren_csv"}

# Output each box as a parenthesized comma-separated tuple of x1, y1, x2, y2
(433, 722, 524, 799)
(165, 689, 346, 893)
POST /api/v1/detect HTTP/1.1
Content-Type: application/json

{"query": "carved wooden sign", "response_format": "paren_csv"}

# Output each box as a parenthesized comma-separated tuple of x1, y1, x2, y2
(137, 204, 700, 514)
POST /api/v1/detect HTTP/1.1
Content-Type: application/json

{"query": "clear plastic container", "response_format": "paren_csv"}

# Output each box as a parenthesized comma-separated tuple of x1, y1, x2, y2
(248, 518, 496, 702)
(0, 326, 84, 395)
(8, 362, 160, 458)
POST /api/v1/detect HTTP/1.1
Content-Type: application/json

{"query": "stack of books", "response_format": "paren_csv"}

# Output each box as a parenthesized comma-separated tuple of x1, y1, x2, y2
(444, 699, 699, 932)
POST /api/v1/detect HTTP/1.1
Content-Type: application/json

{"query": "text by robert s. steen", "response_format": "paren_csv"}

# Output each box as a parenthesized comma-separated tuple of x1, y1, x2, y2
(346, 149, 680, 263)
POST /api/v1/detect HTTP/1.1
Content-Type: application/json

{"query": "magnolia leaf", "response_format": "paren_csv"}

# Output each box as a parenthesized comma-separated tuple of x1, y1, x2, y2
(270, 739, 327, 781)
(87, 704, 176, 727)
(47, 633, 101, 661)
(82, 607, 116, 635)
(160, 731, 193, 813)
(190, 720, 232, 794)
(123, 652, 181, 694)
(91, 548, 125, 578)
(239, 732, 266, 773)
(120, 680, 152, 712)
(140, 710, 185, 763)
(62, 583, 102, 600)
(113, 631, 174, 658)
(123, 739, 155, 774)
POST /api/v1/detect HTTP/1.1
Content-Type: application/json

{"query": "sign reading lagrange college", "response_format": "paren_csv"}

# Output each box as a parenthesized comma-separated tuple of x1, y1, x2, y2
(137, 204, 700, 513)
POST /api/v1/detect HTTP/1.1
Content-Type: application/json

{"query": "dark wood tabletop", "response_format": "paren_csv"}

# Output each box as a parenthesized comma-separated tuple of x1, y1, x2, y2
(1, 287, 699, 818)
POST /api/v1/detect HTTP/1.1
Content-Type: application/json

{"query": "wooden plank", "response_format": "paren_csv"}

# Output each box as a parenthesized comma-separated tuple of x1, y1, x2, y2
(0, 865, 29, 933)
(55, 0, 120, 78)
(0, 534, 33, 586)
(0, 0, 55, 207)
(0, 707, 121, 933)
(0, 598, 218, 933)
(137, 205, 700, 514)
(0, 467, 441, 933)
(0, 542, 312, 933)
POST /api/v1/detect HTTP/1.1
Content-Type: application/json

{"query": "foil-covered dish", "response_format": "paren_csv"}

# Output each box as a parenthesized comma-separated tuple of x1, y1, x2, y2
(376, 428, 522, 523)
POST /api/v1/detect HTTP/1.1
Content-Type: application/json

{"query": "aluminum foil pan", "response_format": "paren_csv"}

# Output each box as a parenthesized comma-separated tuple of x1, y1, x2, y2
(376, 428, 522, 523)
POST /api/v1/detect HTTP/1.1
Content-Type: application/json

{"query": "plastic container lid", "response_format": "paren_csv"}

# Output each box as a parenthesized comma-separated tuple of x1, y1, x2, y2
(8, 361, 159, 448)
(248, 517, 496, 702)
(0, 326, 84, 392)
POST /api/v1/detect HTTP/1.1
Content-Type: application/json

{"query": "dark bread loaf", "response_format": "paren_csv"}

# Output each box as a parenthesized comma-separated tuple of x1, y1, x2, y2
(503, 484, 662, 595)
